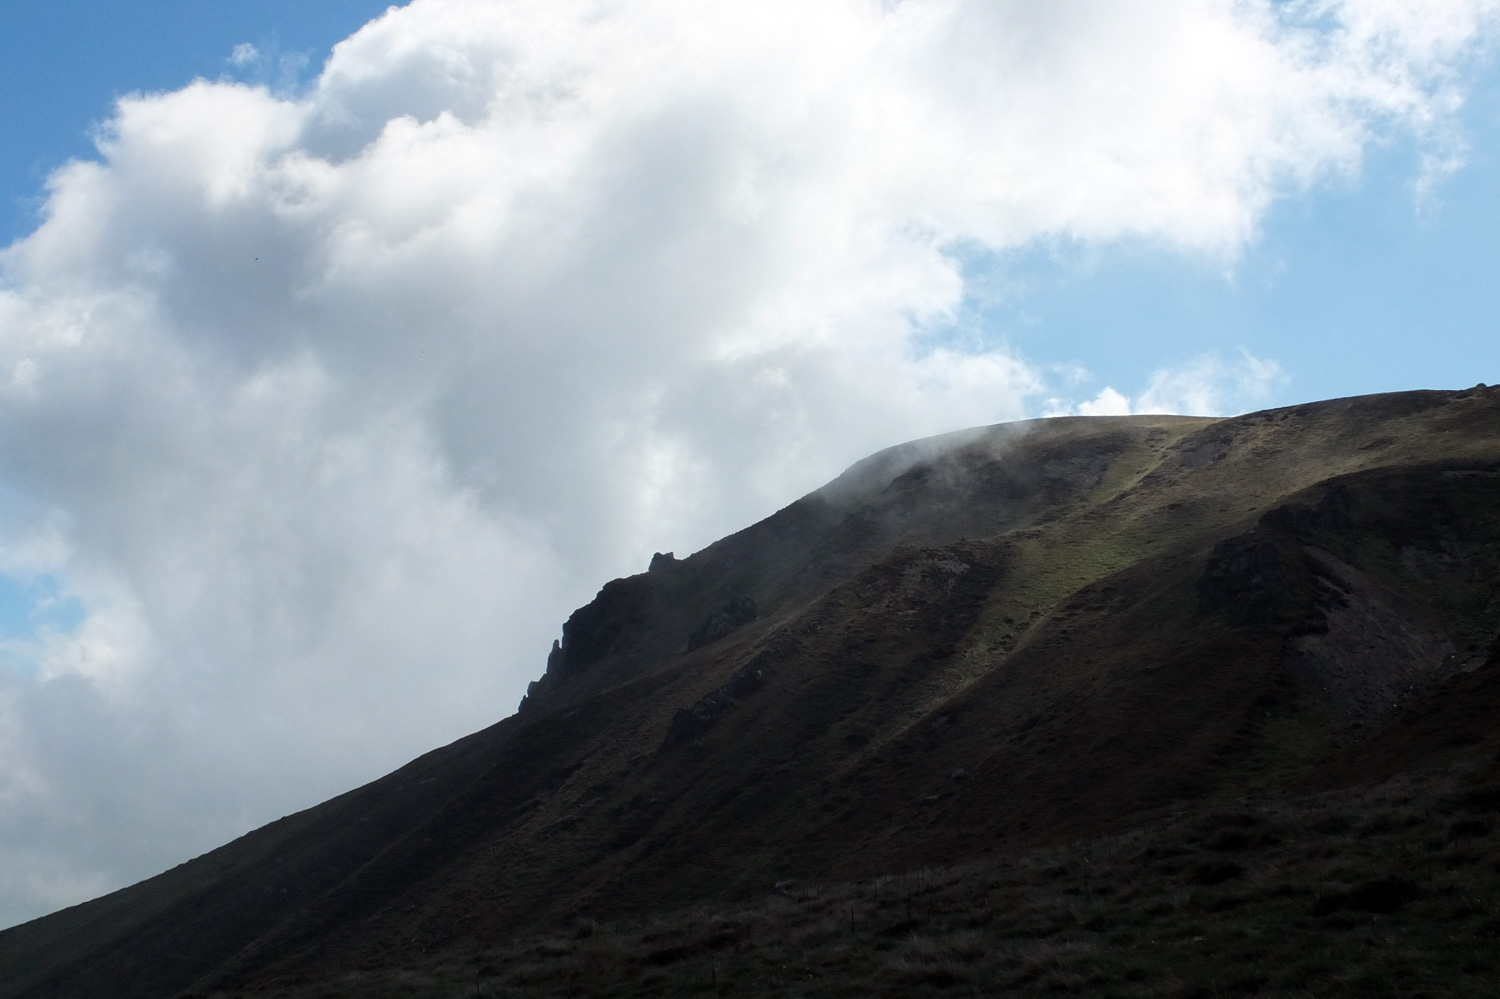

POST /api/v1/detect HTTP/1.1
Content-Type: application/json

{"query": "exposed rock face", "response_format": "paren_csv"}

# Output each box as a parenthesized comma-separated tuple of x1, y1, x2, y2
(1270, 467, 1500, 724)
(1197, 534, 1295, 624)
(518, 575, 662, 710)
(1196, 463, 1500, 725)
(1261, 480, 1355, 538)
(516, 640, 567, 710)
(663, 653, 772, 746)
(557, 576, 659, 675)
(1288, 548, 1458, 725)
(686, 596, 758, 651)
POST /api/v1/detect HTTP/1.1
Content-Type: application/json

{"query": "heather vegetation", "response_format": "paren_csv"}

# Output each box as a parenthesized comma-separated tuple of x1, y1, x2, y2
(4, 388, 1500, 999)
(201, 766, 1500, 998)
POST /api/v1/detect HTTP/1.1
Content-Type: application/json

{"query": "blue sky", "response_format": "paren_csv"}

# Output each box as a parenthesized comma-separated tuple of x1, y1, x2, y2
(1, 2, 391, 244)
(988, 71, 1500, 405)
(1, 0, 1497, 930)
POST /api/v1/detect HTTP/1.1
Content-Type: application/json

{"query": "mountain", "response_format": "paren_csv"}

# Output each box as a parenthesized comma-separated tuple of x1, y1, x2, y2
(3, 387, 1500, 999)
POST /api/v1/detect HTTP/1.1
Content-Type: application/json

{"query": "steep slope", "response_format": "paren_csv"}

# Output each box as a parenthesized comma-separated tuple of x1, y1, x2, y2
(2, 387, 1499, 999)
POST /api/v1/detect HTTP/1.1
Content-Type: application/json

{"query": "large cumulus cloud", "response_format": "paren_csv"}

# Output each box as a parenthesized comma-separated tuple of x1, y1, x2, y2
(0, 0, 1494, 927)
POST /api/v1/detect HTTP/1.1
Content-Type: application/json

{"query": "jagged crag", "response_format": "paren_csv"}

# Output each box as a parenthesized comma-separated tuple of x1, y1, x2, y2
(5, 388, 1500, 998)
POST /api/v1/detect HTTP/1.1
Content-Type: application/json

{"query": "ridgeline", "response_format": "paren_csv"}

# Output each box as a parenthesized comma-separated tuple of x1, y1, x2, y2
(4, 387, 1500, 998)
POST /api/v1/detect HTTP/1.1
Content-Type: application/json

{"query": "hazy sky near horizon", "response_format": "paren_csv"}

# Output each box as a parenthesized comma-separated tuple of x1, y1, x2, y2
(1, 0, 1498, 928)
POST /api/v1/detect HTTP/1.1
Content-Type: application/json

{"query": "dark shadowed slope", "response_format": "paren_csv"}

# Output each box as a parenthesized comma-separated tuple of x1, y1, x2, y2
(3, 387, 1499, 999)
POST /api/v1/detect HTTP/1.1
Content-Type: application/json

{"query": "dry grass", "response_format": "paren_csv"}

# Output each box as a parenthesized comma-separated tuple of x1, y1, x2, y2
(201, 763, 1500, 999)
(14, 393, 1500, 999)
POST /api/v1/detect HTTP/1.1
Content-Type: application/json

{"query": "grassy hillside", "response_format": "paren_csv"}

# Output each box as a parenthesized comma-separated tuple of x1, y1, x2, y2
(196, 755, 1500, 998)
(3, 386, 1499, 999)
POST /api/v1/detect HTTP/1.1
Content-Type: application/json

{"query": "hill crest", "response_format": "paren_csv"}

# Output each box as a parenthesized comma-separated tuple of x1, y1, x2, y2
(3, 386, 1500, 999)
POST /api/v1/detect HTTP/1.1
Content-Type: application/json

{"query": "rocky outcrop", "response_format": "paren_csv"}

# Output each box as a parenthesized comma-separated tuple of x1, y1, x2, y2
(1261, 481, 1355, 540)
(686, 596, 758, 651)
(1197, 534, 1296, 624)
(519, 575, 660, 711)
(662, 653, 772, 746)
(1287, 548, 1458, 725)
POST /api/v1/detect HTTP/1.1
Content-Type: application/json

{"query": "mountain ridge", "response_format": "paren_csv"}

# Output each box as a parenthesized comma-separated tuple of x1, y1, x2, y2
(3, 386, 1499, 999)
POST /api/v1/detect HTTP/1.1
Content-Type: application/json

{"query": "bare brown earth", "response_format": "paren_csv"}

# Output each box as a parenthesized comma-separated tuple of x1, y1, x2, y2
(2, 386, 1499, 999)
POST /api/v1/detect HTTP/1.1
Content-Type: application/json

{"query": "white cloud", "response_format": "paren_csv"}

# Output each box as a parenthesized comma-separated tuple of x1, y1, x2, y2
(229, 43, 261, 68)
(1055, 350, 1290, 418)
(1135, 350, 1290, 415)
(1076, 386, 1136, 417)
(0, 0, 1494, 927)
